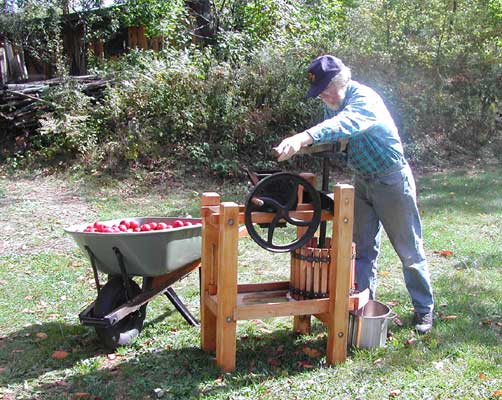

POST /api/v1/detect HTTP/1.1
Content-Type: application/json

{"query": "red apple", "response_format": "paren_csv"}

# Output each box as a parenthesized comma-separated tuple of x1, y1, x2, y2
(157, 222, 168, 230)
(140, 224, 152, 232)
(119, 220, 131, 229)
(93, 221, 106, 231)
(173, 220, 184, 228)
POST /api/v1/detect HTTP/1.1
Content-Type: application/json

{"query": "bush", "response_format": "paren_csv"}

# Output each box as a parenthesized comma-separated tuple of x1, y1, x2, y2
(2, 0, 500, 174)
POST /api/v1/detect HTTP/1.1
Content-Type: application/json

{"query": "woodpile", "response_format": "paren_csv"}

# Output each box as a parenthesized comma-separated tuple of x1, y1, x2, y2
(0, 75, 111, 138)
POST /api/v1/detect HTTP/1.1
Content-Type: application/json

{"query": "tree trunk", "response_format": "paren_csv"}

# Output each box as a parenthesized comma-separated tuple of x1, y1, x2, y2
(185, 0, 217, 46)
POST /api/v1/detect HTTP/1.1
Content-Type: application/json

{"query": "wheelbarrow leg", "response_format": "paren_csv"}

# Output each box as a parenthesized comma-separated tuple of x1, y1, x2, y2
(164, 287, 199, 326)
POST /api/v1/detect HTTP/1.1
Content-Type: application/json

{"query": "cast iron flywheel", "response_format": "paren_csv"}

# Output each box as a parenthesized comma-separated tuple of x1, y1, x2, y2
(244, 172, 322, 253)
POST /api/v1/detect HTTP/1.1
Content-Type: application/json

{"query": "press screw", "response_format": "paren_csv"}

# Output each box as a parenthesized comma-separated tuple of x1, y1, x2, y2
(228, 219, 234, 225)
(343, 217, 349, 223)
(226, 317, 232, 322)
(338, 332, 344, 337)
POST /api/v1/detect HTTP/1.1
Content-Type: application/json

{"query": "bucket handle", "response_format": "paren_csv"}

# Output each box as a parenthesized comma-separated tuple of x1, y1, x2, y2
(387, 311, 399, 321)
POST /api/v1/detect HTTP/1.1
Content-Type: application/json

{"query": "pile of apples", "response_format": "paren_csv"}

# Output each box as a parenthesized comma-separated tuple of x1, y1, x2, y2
(83, 219, 201, 233)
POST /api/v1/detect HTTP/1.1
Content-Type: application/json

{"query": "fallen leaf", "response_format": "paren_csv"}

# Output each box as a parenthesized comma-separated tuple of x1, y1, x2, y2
(492, 390, 502, 398)
(74, 392, 91, 398)
(296, 360, 314, 369)
(392, 317, 404, 327)
(433, 250, 454, 257)
(405, 338, 417, 346)
(386, 301, 399, 306)
(52, 350, 69, 360)
(373, 358, 383, 366)
(389, 389, 401, 397)
(259, 327, 273, 334)
(0, 367, 6, 373)
(107, 353, 117, 360)
(35, 332, 48, 340)
(11, 349, 24, 353)
(496, 322, 502, 327)
(214, 376, 224, 384)
(441, 315, 458, 321)
(380, 271, 390, 277)
(481, 319, 492, 325)
(479, 373, 486, 380)
(302, 347, 322, 358)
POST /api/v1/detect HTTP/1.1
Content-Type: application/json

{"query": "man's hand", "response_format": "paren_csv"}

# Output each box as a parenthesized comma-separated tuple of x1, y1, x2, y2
(273, 131, 313, 162)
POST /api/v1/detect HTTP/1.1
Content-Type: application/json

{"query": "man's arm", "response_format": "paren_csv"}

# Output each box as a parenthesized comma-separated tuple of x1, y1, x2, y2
(308, 96, 378, 144)
(273, 130, 314, 162)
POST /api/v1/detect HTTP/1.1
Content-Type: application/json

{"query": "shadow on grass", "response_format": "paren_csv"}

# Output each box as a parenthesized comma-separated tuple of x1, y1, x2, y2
(0, 320, 336, 399)
(0, 322, 103, 385)
(1, 291, 501, 399)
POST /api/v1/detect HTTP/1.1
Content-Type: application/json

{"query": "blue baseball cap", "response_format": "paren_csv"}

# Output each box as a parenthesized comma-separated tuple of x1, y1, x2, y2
(306, 55, 345, 98)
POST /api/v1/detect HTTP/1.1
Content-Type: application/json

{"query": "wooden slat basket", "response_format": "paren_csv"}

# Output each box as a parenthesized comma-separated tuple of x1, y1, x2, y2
(290, 237, 356, 300)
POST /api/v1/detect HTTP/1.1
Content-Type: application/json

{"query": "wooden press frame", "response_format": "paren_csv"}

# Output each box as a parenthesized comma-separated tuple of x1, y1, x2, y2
(199, 183, 369, 372)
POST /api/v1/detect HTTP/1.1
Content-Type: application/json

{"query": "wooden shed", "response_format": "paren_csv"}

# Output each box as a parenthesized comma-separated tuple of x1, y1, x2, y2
(0, 8, 164, 84)
(0, 35, 29, 85)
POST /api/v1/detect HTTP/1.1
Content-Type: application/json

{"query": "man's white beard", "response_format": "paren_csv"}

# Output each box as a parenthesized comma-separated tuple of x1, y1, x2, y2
(324, 99, 342, 111)
(323, 90, 345, 111)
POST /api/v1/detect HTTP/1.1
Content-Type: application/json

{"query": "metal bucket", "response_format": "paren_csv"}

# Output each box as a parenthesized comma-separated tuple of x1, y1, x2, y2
(348, 300, 394, 349)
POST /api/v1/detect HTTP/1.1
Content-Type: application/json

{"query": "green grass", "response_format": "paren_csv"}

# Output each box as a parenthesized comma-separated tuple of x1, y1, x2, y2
(1, 166, 501, 399)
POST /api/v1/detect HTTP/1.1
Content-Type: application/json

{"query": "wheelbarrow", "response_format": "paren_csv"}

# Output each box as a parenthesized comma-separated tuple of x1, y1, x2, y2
(65, 217, 202, 349)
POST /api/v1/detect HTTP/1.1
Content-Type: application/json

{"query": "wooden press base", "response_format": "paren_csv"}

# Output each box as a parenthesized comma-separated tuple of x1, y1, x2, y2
(203, 281, 368, 321)
(200, 184, 369, 372)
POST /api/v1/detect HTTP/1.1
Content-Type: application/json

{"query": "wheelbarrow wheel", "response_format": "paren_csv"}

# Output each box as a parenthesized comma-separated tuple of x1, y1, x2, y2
(93, 277, 147, 350)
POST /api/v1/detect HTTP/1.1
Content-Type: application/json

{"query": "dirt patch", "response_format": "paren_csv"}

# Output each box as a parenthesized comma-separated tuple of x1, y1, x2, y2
(0, 176, 96, 256)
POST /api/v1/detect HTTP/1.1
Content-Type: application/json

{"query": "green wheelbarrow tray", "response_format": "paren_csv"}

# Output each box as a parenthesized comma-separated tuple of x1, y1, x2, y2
(65, 217, 202, 277)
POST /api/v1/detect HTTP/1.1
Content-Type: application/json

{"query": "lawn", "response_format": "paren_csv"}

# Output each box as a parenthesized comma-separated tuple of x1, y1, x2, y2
(0, 165, 501, 400)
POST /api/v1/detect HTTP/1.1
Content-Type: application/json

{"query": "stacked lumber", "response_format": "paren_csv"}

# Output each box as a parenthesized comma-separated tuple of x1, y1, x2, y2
(0, 75, 111, 134)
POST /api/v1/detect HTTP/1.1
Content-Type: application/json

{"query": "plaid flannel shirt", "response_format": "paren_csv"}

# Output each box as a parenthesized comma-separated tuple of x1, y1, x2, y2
(307, 80, 405, 177)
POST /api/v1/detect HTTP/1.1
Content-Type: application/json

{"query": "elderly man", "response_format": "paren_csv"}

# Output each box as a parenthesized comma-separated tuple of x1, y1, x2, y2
(274, 55, 434, 334)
